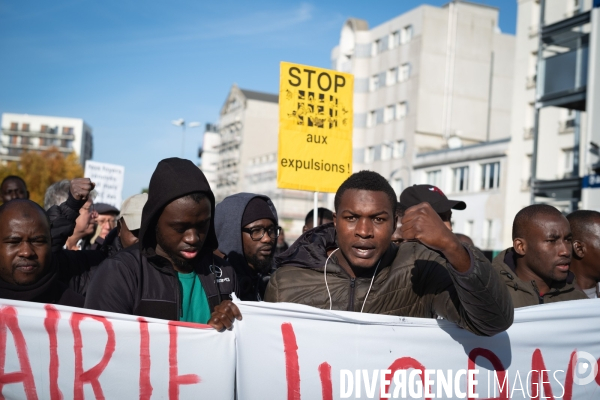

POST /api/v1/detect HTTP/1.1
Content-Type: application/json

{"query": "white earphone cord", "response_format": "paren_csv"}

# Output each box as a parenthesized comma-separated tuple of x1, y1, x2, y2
(323, 248, 381, 313)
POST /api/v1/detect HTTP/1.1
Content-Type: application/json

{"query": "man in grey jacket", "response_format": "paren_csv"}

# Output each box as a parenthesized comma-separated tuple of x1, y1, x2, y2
(214, 193, 279, 301)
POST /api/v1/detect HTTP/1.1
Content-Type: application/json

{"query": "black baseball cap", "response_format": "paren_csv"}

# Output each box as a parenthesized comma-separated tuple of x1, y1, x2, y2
(399, 185, 466, 213)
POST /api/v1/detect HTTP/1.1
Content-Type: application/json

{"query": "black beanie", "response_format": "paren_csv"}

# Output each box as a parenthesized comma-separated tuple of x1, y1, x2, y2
(241, 197, 276, 227)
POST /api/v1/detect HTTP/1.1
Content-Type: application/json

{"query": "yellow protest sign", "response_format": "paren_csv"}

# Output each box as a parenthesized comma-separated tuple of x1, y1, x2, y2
(277, 62, 353, 193)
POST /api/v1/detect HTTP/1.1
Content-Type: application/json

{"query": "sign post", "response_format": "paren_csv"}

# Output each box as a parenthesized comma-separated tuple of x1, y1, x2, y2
(277, 62, 354, 220)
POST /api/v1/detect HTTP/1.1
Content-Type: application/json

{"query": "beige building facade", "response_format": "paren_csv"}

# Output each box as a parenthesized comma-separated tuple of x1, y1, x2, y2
(200, 84, 329, 241)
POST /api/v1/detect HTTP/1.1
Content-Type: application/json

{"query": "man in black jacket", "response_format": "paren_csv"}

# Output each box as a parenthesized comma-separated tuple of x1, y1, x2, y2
(214, 193, 278, 301)
(85, 158, 238, 326)
(0, 199, 85, 307)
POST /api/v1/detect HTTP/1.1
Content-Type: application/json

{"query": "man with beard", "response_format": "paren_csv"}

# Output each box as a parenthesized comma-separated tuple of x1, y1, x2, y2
(492, 204, 587, 307)
(85, 158, 239, 326)
(214, 194, 279, 301)
(567, 210, 600, 298)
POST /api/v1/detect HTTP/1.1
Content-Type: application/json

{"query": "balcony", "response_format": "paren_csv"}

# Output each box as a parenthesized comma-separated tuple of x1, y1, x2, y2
(1, 128, 75, 140)
(558, 118, 576, 133)
(532, 177, 582, 201)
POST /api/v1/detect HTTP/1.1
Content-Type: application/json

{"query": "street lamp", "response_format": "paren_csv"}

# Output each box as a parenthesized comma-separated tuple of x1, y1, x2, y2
(171, 119, 201, 158)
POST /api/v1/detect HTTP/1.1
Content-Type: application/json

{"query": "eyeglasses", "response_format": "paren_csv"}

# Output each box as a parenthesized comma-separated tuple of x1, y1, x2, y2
(241, 226, 281, 241)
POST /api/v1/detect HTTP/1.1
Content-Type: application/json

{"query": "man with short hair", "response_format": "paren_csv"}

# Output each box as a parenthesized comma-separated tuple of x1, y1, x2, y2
(0, 200, 83, 306)
(215, 194, 279, 301)
(302, 207, 334, 232)
(492, 204, 587, 307)
(0, 176, 29, 204)
(567, 210, 600, 299)
(258, 171, 513, 336)
(85, 158, 238, 327)
(399, 184, 466, 230)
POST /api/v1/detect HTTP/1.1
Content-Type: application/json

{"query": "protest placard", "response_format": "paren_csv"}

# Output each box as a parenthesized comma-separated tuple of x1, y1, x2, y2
(277, 62, 354, 193)
(84, 161, 125, 208)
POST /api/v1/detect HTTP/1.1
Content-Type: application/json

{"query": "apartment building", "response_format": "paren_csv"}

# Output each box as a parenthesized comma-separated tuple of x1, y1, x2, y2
(413, 138, 510, 251)
(502, 0, 598, 245)
(200, 84, 328, 241)
(331, 1, 515, 197)
(0, 113, 93, 166)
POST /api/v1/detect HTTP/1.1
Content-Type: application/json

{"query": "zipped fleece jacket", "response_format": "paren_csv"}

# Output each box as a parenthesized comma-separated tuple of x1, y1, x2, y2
(492, 248, 587, 308)
(265, 224, 514, 336)
(85, 158, 237, 321)
(214, 193, 277, 301)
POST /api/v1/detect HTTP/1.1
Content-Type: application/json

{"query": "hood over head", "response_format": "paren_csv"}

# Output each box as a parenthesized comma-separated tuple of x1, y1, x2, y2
(214, 193, 277, 269)
(139, 158, 218, 252)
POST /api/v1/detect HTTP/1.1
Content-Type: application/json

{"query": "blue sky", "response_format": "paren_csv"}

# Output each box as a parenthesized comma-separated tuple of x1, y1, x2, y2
(0, 0, 517, 199)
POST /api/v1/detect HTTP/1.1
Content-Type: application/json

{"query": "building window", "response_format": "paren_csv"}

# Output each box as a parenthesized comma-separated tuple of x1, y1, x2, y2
(399, 63, 411, 82)
(427, 170, 442, 187)
(367, 111, 376, 127)
(396, 102, 408, 120)
(21, 124, 30, 132)
(482, 219, 494, 249)
(391, 178, 403, 197)
(384, 105, 395, 123)
(376, 36, 389, 54)
(10, 122, 18, 131)
(375, 109, 384, 125)
(387, 68, 397, 85)
(562, 148, 574, 178)
(364, 146, 375, 163)
(452, 166, 469, 192)
(22, 136, 30, 145)
(393, 140, 405, 159)
(392, 31, 400, 47)
(481, 162, 500, 190)
(10, 135, 18, 145)
(370, 74, 379, 92)
(372, 40, 380, 56)
(464, 220, 474, 237)
(401, 25, 413, 44)
(381, 143, 392, 160)
(62, 127, 74, 135)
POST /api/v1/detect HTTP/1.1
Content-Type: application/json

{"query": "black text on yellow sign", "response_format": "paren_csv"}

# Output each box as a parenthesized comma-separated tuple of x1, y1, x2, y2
(277, 62, 354, 193)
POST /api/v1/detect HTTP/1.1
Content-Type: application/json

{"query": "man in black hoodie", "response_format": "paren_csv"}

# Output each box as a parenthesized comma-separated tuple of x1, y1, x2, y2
(85, 158, 238, 326)
(215, 193, 278, 301)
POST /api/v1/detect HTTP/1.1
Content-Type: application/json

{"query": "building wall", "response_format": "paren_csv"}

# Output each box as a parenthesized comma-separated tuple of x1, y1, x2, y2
(413, 138, 509, 251)
(202, 85, 333, 242)
(331, 1, 516, 199)
(0, 113, 93, 166)
(502, 0, 593, 245)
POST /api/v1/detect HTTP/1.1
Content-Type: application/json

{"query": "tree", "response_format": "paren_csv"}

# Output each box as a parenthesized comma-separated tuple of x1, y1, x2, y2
(0, 148, 84, 206)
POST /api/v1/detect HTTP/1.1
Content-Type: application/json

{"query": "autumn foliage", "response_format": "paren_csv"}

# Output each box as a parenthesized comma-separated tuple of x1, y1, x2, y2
(0, 147, 84, 206)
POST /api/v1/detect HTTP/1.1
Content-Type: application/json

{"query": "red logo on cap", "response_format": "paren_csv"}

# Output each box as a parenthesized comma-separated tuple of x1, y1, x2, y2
(428, 186, 445, 196)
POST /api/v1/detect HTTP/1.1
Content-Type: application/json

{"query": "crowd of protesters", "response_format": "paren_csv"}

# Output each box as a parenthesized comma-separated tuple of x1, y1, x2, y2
(0, 157, 595, 337)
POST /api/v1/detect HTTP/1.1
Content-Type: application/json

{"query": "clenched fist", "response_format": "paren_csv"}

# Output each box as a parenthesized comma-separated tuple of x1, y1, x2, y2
(70, 178, 95, 201)
(400, 202, 471, 272)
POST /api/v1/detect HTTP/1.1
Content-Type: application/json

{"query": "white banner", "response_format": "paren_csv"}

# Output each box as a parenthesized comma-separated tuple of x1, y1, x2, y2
(84, 160, 125, 208)
(235, 299, 600, 400)
(0, 300, 235, 400)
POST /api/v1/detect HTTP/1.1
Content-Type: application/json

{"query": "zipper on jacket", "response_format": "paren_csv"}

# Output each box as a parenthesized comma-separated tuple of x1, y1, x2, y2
(531, 281, 544, 304)
(348, 277, 356, 311)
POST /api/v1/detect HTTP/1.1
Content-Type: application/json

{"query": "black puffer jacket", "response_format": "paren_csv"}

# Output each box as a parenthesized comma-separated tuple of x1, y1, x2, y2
(85, 158, 238, 320)
(266, 224, 514, 337)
